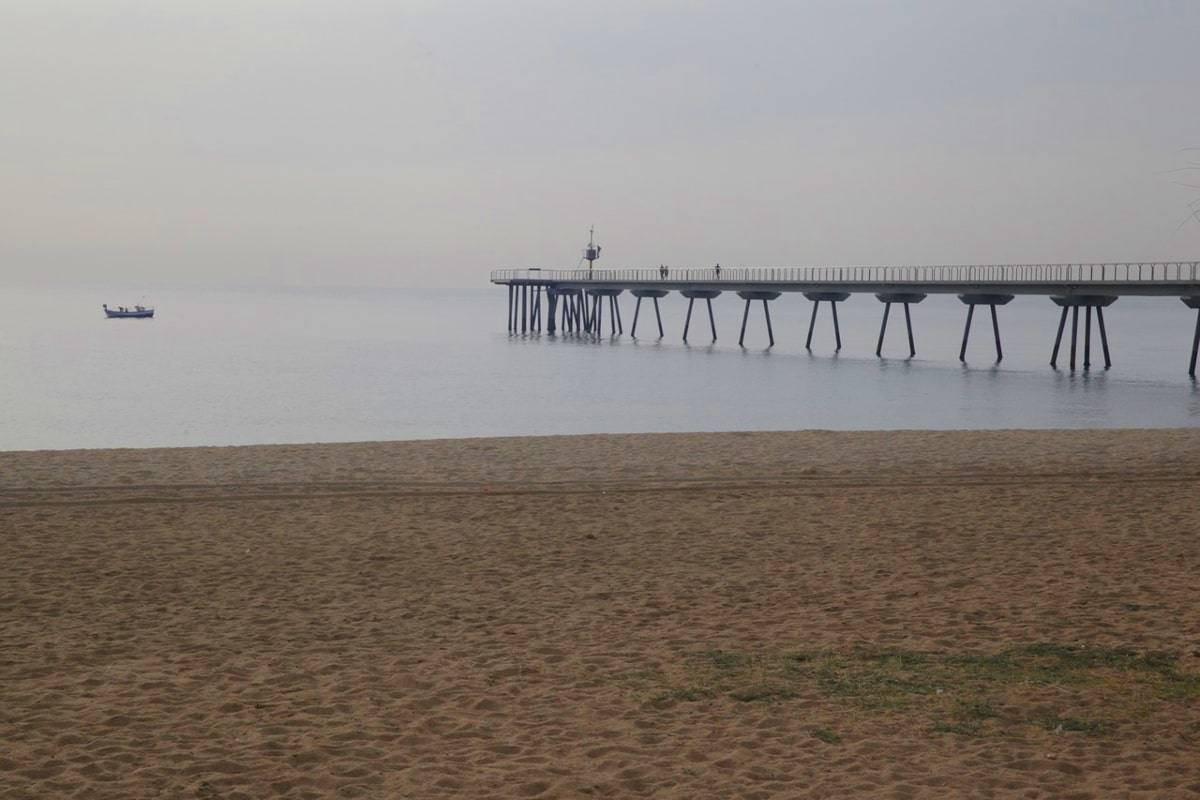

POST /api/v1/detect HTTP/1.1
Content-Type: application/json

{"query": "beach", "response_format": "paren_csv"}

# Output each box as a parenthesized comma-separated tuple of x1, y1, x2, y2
(3, 429, 1199, 798)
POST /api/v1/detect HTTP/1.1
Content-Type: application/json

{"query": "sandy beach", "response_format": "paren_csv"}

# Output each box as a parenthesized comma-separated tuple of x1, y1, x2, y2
(2, 429, 1199, 799)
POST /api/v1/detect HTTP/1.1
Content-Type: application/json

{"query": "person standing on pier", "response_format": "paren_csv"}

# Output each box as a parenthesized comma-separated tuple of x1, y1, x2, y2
(714, 263, 721, 278)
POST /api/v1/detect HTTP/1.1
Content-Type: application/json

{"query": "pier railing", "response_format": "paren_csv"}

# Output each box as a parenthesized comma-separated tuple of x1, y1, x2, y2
(492, 262, 1200, 285)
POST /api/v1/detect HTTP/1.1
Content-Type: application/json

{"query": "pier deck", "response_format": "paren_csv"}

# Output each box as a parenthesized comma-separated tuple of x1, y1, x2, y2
(493, 263, 1200, 296)
(491, 263, 1200, 375)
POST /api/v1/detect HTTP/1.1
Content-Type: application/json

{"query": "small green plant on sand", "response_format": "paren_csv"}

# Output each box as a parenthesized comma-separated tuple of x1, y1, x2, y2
(636, 643, 1200, 737)
(811, 728, 841, 744)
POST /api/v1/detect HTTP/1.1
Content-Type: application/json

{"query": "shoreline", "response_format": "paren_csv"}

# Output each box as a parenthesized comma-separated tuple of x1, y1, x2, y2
(5, 426, 1200, 483)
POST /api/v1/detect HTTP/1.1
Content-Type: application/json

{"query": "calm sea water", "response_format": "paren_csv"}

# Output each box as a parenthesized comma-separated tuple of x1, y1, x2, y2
(2, 282, 1199, 451)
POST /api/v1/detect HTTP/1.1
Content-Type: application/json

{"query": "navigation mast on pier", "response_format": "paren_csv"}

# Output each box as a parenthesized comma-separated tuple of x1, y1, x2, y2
(583, 227, 601, 271)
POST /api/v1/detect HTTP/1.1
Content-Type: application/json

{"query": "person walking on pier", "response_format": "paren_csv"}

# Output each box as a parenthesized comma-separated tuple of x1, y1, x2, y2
(714, 262, 721, 278)
(660, 264, 668, 279)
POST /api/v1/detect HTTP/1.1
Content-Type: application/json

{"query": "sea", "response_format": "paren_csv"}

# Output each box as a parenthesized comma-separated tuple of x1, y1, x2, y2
(2, 281, 1199, 451)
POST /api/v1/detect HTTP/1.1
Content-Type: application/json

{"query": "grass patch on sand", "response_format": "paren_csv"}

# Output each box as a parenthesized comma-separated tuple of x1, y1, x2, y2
(1031, 713, 1108, 735)
(811, 728, 842, 744)
(641, 643, 1199, 737)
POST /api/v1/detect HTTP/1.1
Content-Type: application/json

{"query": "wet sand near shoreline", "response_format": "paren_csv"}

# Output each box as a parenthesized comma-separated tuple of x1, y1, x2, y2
(3, 430, 1200, 798)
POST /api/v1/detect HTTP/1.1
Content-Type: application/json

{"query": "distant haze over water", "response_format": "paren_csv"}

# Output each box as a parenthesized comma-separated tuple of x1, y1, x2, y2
(2, 282, 1199, 451)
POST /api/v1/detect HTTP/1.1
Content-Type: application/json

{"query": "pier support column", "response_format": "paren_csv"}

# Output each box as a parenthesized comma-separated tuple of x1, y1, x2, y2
(546, 289, 558, 334)
(1050, 306, 1068, 367)
(584, 289, 623, 337)
(876, 303, 891, 356)
(1182, 297, 1200, 377)
(959, 305, 974, 361)
(1049, 296, 1118, 371)
(1097, 307, 1111, 369)
(1070, 307, 1079, 370)
(575, 290, 587, 333)
(957, 294, 1014, 363)
(905, 303, 916, 356)
(1193, 310, 1200, 377)
(736, 291, 781, 347)
(680, 290, 722, 343)
(874, 293, 925, 357)
(1084, 306, 1092, 370)
(803, 292, 850, 352)
(990, 304, 1002, 361)
(507, 285, 514, 332)
(631, 290, 668, 338)
(832, 301, 842, 350)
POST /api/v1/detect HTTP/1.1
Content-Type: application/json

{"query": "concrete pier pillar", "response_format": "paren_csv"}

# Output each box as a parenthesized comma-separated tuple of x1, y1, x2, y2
(584, 288, 623, 338)
(1070, 306, 1079, 370)
(1182, 297, 1200, 377)
(957, 294, 1014, 363)
(1050, 296, 1117, 371)
(1097, 307, 1111, 369)
(736, 291, 782, 347)
(630, 289, 668, 339)
(680, 290, 721, 343)
(959, 305, 974, 361)
(1050, 306, 1069, 367)
(803, 292, 850, 351)
(874, 293, 925, 357)
(1084, 306, 1092, 370)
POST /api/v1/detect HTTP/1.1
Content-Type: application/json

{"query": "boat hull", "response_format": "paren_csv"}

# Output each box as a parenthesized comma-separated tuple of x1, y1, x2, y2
(104, 309, 154, 318)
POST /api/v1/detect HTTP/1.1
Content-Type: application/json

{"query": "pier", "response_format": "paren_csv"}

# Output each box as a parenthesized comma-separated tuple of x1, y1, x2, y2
(493, 263, 1200, 375)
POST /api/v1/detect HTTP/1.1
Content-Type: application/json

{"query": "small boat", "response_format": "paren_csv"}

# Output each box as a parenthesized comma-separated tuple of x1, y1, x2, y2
(103, 303, 154, 319)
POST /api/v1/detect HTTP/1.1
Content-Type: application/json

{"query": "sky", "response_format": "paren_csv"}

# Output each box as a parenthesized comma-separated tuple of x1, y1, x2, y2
(2, 0, 1198, 288)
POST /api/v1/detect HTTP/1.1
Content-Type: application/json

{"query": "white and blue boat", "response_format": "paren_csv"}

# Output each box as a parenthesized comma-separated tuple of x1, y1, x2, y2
(103, 303, 154, 319)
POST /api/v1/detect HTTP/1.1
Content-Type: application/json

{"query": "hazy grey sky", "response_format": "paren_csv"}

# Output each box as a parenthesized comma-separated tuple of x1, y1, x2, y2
(2, 1, 1198, 287)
